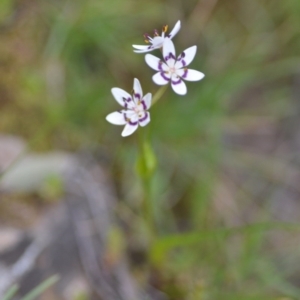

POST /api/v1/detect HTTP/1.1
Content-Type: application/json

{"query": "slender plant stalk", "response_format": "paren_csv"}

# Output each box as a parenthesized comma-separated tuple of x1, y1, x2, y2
(2, 275, 59, 300)
(152, 85, 168, 106)
(21, 275, 59, 300)
(3, 285, 18, 300)
(137, 128, 155, 238)
(136, 86, 168, 240)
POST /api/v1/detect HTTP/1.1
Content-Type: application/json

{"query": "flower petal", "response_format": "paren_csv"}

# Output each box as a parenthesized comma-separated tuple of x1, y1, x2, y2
(117, 96, 134, 110)
(142, 93, 152, 109)
(150, 36, 164, 48)
(163, 38, 176, 66)
(168, 20, 181, 39)
(111, 87, 132, 107)
(127, 113, 139, 125)
(133, 78, 143, 102)
(177, 69, 205, 81)
(121, 123, 138, 137)
(153, 72, 170, 85)
(132, 45, 151, 50)
(139, 112, 150, 127)
(175, 46, 197, 69)
(124, 110, 136, 119)
(133, 44, 156, 53)
(145, 54, 167, 71)
(171, 74, 187, 95)
(106, 111, 126, 125)
(133, 48, 155, 53)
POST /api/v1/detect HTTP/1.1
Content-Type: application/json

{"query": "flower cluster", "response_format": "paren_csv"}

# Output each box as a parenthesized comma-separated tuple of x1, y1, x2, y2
(106, 20, 205, 136)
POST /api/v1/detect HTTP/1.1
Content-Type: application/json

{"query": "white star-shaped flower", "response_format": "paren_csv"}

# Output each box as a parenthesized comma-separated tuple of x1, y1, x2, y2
(132, 20, 181, 53)
(106, 78, 151, 137)
(145, 38, 205, 95)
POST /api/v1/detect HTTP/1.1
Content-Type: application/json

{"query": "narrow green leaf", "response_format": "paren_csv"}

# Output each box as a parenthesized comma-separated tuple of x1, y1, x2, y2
(21, 275, 59, 300)
(150, 222, 300, 265)
(135, 139, 157, 179)
(3, 285, 19, 300)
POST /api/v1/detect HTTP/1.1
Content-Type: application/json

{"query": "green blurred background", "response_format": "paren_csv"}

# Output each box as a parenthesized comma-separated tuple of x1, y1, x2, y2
(1, 0, 300, 299)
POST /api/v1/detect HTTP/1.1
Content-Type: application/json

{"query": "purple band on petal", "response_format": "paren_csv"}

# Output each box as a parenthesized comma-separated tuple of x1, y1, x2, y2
(123, 97, 132, 102)
(123, 97, 133, 109)
(181, 68, 188, 79)
(177, 52, 186, 67)
(134, 93, 141, 100)
(178, 52, 185, 60)
(171, 77, 182, 85)
(127, 97, 132, 102)
(165, 52, 176, 62)
(140, 100, 147, 110)
(129, 120, 138, 125)
(160, 72, 170, 82)
(139, 113, 148, 123)
(124, 112, 138, 125)
(158, 61, 164, 71)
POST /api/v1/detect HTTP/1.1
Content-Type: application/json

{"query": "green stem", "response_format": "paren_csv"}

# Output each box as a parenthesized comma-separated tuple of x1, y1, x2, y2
(142, 171, 154, 237)
(137, 128, 156, 238)
(21, 275, 59, 300)
(135, 85, 168, 238)
(3, 285, 18, 300)
(151, 85, 168, 106)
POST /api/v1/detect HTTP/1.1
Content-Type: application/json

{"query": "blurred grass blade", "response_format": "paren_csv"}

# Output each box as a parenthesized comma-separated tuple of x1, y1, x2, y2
(3, 285, 19, 300)
(150, 222, 300, 265)
(21, 275, 59, 300)
(135, 136, 157, 179)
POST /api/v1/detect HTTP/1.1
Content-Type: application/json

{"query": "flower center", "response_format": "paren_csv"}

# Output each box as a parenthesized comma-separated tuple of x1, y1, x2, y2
(133, 105, 143, 117)
(169, 66, 177, 74)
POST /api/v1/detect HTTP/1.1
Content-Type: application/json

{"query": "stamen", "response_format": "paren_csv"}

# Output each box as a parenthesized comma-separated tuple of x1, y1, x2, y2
(160, 71, 170, 82)
(158, 60, 164, 72)
(154, 29, 159, 36)
(143, 33, 150, 43)
(182, 68, 188, 78)
(162, 25, 168, 33)
(139, 113, 148, 122)
(129, 119, 138, 126)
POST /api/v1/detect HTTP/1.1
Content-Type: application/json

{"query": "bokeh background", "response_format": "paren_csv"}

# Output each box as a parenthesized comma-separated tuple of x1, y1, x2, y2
(1, 0, 300, 299)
